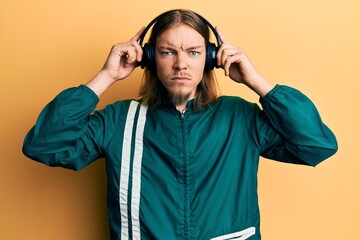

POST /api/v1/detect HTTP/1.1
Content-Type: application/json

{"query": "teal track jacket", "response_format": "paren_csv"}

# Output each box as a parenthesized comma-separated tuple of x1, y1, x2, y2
(23, 84, 337, 240)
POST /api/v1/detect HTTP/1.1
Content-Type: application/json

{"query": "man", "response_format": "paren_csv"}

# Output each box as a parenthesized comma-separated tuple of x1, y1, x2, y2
(23, 9, 337, 240)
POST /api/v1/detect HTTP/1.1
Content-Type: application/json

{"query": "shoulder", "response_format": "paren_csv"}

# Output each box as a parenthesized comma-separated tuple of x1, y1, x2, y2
(93, 99, 141, 120)
(214, 96, 264, 125)
(217, 96, 260, 112)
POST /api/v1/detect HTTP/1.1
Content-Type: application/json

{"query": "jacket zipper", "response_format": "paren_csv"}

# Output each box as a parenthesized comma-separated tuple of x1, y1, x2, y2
(179, 108, 191, 239)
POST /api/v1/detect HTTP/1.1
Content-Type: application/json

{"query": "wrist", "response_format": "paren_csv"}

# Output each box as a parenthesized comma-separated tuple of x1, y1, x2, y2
(246, 74, 275, 98)
(86, 71, 116, 97)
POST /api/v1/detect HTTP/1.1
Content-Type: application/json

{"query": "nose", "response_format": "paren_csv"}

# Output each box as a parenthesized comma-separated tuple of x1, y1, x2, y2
(173, 52, 187, 71)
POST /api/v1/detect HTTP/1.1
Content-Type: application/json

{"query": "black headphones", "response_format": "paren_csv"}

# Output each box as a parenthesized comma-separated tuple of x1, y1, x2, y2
(139, 10, 221, 72)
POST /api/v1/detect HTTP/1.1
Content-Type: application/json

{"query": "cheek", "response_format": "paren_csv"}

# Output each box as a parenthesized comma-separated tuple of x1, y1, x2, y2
(155, 56, 171, 76)
(194, 60, 206, 76)
(193, 55, 206, 71)
(155, 64, 167, 82)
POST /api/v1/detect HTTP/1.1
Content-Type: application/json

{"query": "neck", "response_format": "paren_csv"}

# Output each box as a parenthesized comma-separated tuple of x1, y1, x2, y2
(176, 104, 188, 112)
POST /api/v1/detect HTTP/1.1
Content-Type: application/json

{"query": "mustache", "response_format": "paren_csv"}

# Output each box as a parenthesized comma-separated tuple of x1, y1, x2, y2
(170, 72, 192, 79)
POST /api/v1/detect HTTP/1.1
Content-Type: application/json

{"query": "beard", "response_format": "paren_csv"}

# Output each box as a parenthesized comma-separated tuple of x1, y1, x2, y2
(167, 90, 192, 107)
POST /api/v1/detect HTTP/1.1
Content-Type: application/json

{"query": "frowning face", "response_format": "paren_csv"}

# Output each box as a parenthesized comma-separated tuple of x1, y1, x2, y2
(155, 23, 206, 107)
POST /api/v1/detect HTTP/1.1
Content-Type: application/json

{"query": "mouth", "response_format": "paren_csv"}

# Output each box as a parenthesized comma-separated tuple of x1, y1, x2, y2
(170, 75, 191, 81)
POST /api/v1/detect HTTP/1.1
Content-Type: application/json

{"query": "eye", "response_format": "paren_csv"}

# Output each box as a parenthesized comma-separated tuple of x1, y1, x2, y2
(161, 51, 174, 56)
(189, 51, 200, 56)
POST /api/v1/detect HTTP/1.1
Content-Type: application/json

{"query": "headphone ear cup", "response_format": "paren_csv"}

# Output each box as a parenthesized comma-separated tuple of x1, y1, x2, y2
(141, 43, 156, 72)
(205, 42, 218, 71)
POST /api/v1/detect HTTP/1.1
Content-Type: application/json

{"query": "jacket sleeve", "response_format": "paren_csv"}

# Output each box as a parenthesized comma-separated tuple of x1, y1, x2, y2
(23, 85, 114, 170)
(257, 84, 338, 166)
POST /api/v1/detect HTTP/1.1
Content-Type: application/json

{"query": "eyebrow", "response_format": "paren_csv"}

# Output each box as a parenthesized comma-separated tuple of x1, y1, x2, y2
(158, 45, 204, 51)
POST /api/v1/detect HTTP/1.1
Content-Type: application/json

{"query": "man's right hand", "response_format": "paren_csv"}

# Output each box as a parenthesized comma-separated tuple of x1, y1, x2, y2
(86, 27, 145, 97)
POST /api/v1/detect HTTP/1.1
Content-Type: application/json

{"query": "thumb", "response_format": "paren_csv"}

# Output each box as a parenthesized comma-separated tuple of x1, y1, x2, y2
(215, 26, 228, 44)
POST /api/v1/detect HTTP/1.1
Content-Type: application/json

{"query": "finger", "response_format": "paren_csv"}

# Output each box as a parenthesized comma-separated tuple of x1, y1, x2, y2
(130, 26, 146, 41)
(222, 55, 234, 77)
(125, 46, 138, 64)
(217, 44, 229, 67)
(122, 41, 143, 63)
(129, 27, 145, 62)
(223, 54, 239, 76)
(218, 47, 237, 67)
(215, 26, 229, 44)
(132, 41, 143, 62)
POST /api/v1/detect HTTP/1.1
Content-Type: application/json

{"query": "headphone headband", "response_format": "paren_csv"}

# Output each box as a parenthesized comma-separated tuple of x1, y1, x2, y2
(139, 9, 221, 71)
(139, 10, 221, 47)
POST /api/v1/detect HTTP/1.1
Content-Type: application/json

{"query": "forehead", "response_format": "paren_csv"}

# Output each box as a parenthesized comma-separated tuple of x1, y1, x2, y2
(156, 24, 205, 48)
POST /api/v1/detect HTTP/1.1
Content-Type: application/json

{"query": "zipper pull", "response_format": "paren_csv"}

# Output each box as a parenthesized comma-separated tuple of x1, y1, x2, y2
(179, 109, 187, 118)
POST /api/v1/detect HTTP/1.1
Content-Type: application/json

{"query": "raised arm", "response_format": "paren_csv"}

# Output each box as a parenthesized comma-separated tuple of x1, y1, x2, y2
(216, 27, 337, 165)
(86, 27, 144, 97)
(216, 26, 274, 97)
(23, 28, 145, 170)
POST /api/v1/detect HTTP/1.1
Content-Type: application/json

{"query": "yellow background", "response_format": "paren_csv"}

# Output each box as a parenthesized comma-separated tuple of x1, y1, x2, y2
(1, 0, 359, 239)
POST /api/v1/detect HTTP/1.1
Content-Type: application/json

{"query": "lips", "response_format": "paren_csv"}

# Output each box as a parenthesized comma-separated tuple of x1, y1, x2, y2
(171, 77, 189, 81)
(170, 74, 191, 81)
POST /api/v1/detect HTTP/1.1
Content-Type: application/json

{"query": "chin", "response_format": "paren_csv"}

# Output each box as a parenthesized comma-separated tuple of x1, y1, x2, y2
(167, 89, 192, 104)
